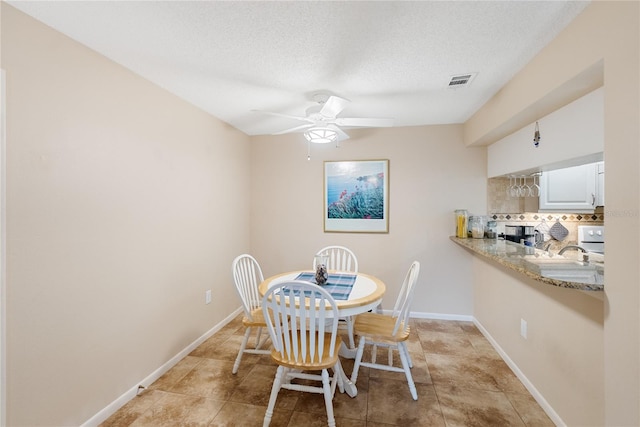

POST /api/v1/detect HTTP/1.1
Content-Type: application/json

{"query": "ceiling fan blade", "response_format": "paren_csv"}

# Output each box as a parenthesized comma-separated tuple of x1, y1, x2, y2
(319, 96, 350, 118)
(334, 117, 395, 127)
(327, 124, 350, 141)
(271, 123, 314, 135)
(251, 109, 312, 123)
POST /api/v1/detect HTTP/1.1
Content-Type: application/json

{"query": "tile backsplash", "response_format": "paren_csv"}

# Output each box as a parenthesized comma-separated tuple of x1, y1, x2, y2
(486, 177, 604, 252)
(488, 177, 538, 214)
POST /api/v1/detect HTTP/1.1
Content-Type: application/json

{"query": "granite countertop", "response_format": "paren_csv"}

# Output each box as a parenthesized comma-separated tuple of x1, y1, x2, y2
(450, 236, 604, 292)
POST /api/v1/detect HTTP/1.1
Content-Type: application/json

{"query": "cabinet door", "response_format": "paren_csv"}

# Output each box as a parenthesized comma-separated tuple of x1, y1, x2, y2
(539, 164, 597, 212)
(596, 161, 605, 207)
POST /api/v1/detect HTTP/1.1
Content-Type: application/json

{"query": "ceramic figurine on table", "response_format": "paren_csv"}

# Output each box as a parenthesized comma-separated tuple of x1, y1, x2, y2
(313, 254, 329, 286)
(315, 263, 328, 286)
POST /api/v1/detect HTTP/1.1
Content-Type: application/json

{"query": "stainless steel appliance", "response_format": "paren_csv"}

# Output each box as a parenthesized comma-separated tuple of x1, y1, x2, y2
(504, 225, 535, 244)
(578, 225, 604, 254)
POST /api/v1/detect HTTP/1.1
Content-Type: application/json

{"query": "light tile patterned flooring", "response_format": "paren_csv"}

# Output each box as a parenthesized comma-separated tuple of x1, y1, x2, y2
(101, 315, 554, 426)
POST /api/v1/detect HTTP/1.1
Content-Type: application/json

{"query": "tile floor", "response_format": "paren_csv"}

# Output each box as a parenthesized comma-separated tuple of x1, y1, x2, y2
(100, 316, 554, 426)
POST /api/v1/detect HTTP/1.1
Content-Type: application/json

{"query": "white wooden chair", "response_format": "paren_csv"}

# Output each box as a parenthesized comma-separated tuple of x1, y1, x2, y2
(313, 245, 359, 273)
(350, 261, 421, 400)
(261, 280, 346, 427)
(231, 254, 271, 374)
(313, 245, 358, 348)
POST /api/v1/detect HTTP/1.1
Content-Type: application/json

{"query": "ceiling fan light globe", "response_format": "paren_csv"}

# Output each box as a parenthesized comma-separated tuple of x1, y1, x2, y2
(304, 127, 338, 144)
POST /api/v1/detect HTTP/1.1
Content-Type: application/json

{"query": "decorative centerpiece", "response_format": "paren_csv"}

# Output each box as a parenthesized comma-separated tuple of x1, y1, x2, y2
(314, 254, 329, 286)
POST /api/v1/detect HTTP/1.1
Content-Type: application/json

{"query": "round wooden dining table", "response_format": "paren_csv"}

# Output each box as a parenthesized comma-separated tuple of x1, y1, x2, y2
(259, 270, 386, 397)
(259, 270, 385, 316)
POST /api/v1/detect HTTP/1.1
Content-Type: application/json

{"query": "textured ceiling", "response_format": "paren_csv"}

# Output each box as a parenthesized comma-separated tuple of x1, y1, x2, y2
(8, 1, 590, 138)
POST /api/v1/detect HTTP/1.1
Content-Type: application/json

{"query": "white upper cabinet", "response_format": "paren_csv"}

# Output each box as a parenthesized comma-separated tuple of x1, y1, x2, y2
(596, 161, 605, 207)
(487, 87, 603, 178)
(539, 162, 604, 212)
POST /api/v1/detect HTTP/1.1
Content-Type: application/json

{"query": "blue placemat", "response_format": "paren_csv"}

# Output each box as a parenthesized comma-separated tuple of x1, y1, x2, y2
(287, 272, 356, 300)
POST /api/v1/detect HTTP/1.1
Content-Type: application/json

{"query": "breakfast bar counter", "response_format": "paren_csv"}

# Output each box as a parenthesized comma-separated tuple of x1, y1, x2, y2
(450, 236, 604, 292)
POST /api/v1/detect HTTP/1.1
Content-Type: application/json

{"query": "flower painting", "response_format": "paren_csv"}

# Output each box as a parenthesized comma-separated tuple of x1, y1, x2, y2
(324, 160, 389, 233)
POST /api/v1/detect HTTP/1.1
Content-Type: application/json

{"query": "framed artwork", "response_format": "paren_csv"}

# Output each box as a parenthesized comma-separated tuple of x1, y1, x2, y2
(324, 159, 389, 233)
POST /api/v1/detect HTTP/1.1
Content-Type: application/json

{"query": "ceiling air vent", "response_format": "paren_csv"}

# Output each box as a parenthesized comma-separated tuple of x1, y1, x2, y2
(448, 73, 477, 88)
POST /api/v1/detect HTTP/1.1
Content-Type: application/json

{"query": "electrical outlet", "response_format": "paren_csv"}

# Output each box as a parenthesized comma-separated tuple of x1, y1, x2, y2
(205, 290, 212, 304)
(520, 318, 528, 339)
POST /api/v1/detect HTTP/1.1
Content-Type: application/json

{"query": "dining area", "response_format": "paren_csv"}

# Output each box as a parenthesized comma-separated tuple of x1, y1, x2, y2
(99, 247, 554, 427)
(99, 307, 552, 426)
(232, 246, 420, 426)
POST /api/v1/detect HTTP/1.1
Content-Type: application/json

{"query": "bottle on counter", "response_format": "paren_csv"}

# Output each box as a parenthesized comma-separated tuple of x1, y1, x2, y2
(470, 216, 485, 239)
(455, 209, 468, 239)
(486, 220, 498, 239)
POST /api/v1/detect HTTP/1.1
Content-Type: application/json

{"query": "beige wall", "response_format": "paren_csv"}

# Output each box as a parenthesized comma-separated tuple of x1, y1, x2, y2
(487, 86, 604, 177)
(2, 5, 250, 426)
(2, 4, 490, 424)
(474, 257, 604, 426)
(3, 1, 638, 426)
(250, 125, 486, 316)
(466, 2, 640, 426)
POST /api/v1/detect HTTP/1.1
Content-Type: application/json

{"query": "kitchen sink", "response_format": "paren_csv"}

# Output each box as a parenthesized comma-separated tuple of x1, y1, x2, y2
(524, 258, 588, 266)
(538, 270, 604, 284)
(524, 257, 603, 284)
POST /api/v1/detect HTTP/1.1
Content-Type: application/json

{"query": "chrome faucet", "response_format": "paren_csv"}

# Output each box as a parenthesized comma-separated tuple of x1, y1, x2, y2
(558, 245, 587, 255)
(558, 245, 590, 262)
(535, 242, 551, 253)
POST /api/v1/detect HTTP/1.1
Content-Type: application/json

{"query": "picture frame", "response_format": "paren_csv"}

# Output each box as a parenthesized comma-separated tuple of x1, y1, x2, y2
(324, 159, 389, 233)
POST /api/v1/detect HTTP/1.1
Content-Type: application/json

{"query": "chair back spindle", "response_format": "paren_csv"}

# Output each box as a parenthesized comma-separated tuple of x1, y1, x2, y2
(261, 280, 343, 426)
(313, 246, 358, 273)
(312, 245, 359, 349)
(232, 254, 264, 320)
(391, 261, 420, 337)
(350, 261, 421, 400)
(231, 254, 270, 374)
(263, 280, 339, 365)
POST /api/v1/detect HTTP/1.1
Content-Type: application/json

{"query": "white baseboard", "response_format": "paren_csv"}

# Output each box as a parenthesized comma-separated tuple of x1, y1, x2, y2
(472, 319, 565, 427)
(80, 307, 243, 427)
(408, 311, 563, 426)
(409, 311, 474, 322)
(379, 309, 474, 321)
(82, 309, 563, 427)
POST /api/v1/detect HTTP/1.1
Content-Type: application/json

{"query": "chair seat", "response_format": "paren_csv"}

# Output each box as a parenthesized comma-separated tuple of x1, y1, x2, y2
(350, 261, 420, 401)
(262, 281, 343, 426)
(271, 332, 343, 370)
(232, 254, 270, 375)
(243, 308, 268, 327)
(353, 312, 410, 343)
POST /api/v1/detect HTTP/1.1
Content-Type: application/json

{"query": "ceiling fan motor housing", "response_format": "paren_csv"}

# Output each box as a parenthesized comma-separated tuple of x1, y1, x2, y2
(306, 93, 332, 119)
(312, 93, 331, 104)
(255, 92, 393, 140)
(305, 105, 324, 119)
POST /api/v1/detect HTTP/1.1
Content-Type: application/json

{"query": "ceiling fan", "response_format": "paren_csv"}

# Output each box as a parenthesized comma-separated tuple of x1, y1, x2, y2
(253, 93, 394, 144)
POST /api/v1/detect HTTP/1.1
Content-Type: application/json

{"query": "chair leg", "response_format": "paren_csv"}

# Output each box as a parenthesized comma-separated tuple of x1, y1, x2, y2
(263, 365, 285, 426)
(233, 327, 252, 374)
(346, 316, 355, 349)
(255, 326, 264, 349)
(350, 335, 366, 384)
(398, 342, 418, 400)
(332, 360, 345, 394)
(321, 368, 336, 427)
